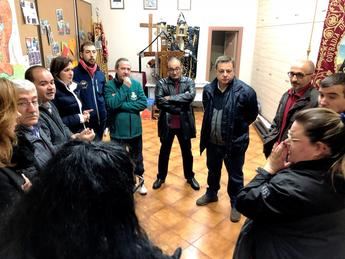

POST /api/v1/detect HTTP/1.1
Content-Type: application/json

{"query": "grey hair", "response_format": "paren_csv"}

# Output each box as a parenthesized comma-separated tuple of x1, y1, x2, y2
(11, 79, 37, 94)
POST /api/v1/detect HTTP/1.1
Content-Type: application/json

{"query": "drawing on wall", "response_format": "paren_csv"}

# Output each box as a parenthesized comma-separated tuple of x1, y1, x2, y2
(20, 0, 39, 25)
(1, 0, 26, 78)
(65, 22, 70, 34)
(144, 0, 157, 10)
(110, 0, 124, 9)
(25, 37, 41, 65)
(56, 9, 65, 35)
(51, 42, 60, 56)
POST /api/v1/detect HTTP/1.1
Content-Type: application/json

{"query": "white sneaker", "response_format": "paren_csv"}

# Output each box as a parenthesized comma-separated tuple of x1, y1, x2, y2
(137, 183, 148, 195)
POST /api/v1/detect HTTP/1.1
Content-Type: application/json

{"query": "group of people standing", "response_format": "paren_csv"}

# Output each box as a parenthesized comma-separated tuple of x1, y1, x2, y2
(0, 46, 344, 258)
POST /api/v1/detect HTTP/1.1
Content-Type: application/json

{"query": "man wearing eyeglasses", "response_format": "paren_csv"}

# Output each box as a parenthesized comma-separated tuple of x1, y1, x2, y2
(152, 57, 200, 191)
(263, 60, 319, 158)
(11, 79, 55, 174)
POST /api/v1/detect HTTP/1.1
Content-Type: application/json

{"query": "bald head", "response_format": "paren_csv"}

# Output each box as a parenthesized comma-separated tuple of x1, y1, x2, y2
(288, 60, 315, 91)
(167, 57, 183, 80)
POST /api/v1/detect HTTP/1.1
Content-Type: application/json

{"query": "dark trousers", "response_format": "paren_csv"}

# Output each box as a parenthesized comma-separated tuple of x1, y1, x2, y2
(206, 143, 245, 207)
(157, 128, 194, 180)
(112, 135, 144, 176)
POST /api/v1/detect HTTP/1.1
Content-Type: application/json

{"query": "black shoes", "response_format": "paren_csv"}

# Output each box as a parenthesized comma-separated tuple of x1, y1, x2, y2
(152, 177, 200, 190)
(187, 177, 200, 190)
(196, 194, 218, 206)
(152, 178, 165, 189)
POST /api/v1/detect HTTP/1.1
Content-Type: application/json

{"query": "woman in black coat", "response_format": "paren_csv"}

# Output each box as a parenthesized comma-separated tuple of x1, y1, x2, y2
(50, 56, 92, 133)
(233, 108, 345, 259)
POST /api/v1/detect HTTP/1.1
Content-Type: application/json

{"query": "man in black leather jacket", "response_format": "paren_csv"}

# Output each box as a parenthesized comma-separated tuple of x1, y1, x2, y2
(152, 57, 200, 191)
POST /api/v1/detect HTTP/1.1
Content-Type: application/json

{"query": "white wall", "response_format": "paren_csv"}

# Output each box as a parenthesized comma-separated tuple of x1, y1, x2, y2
(252, 0, 329, 122)
(92, 0, 258, 85)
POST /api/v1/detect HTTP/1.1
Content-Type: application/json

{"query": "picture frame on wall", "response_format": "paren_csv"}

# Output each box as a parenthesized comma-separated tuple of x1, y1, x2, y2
(177, 0, 191, 10)
(110, 0, 124, 9)
(144, 0, 157, 10)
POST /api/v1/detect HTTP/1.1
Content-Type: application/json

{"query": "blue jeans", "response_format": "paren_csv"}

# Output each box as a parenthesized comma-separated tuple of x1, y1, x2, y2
(206, 143, 245, 207)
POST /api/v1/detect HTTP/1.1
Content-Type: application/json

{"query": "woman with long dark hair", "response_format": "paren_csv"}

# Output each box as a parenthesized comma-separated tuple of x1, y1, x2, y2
(0, 141, 181, 259)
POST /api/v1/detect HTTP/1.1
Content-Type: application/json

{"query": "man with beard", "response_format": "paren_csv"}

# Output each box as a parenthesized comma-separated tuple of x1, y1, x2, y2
(263, 60, 319, 158)
(25, 66, 95, 146)
(73, 41, 107, 140)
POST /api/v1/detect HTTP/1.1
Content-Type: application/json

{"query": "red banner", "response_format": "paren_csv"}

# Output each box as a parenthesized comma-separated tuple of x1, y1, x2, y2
(314, 0, 345, 85)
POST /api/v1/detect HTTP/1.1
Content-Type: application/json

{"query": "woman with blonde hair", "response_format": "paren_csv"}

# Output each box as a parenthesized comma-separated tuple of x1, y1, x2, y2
(0, 78, 31, 214)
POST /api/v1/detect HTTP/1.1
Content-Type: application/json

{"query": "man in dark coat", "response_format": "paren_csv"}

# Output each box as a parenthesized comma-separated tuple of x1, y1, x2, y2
(73, 41, 107, 140)
(152, 57, 200, 191)
(25, 66, 95, 147)
(196, 56, 258, 223)
(263, 60, 319, 158)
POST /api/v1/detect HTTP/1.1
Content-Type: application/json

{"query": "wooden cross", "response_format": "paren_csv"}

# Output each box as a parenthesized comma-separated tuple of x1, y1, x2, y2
(139, 14, 157, 52)
(139, 14, 184, 77)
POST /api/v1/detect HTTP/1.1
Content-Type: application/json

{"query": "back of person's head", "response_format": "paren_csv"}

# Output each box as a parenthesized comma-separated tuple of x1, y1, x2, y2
(50, 56, 72, 79)
(295, 108, 345, 187)
(0, 141, 181, 259)
(0, 78, 18, 167)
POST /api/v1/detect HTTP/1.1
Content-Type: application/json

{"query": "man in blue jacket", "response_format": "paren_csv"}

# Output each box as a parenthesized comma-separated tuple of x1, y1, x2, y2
(196, 56, 258, 223)
(73, 41, 107, 141)
(104, 58, 147, 195)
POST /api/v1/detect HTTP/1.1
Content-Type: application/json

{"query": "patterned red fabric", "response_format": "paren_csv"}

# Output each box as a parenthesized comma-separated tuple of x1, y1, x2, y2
(314, 0, 345, 86)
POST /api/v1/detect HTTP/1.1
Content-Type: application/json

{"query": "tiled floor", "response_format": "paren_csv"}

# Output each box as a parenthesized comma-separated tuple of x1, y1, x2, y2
(135, 110, 266, 259)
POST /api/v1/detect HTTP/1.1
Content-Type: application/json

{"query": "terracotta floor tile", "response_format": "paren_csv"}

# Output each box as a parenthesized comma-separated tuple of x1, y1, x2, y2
(172, 217, 211, 243)
(135, 111, 265, 258)
(151, 206, 186, 229)
(181, 245, 211, 259)
(193, 230, 234, 258)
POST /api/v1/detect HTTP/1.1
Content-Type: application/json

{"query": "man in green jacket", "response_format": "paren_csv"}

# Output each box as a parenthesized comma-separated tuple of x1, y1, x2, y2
(104, 58, 147, 194)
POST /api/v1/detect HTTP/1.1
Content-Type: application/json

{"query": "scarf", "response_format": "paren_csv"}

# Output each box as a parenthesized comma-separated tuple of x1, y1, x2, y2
(79, 59, 98, 77)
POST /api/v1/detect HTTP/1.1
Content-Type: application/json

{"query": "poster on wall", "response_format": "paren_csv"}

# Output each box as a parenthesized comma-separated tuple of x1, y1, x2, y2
(25, 37, 41, 65)
(56, 9, 65, 35)
(20, 0, 39, 25)
(1, 0, 26, 79)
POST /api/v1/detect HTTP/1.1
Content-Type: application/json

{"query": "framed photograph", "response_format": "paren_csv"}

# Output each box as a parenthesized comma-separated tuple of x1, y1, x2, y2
(110, 0, 124, 9)
(177, 0, 191, 10)
(144, 0, 157, 10)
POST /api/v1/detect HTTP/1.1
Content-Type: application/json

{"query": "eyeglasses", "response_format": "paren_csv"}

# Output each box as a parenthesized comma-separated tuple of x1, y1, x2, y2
(168, 67, 181, 73)
(286, 130, 301, 143)
(287, 72, 313, 79)
(17, 100, 39, 108)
